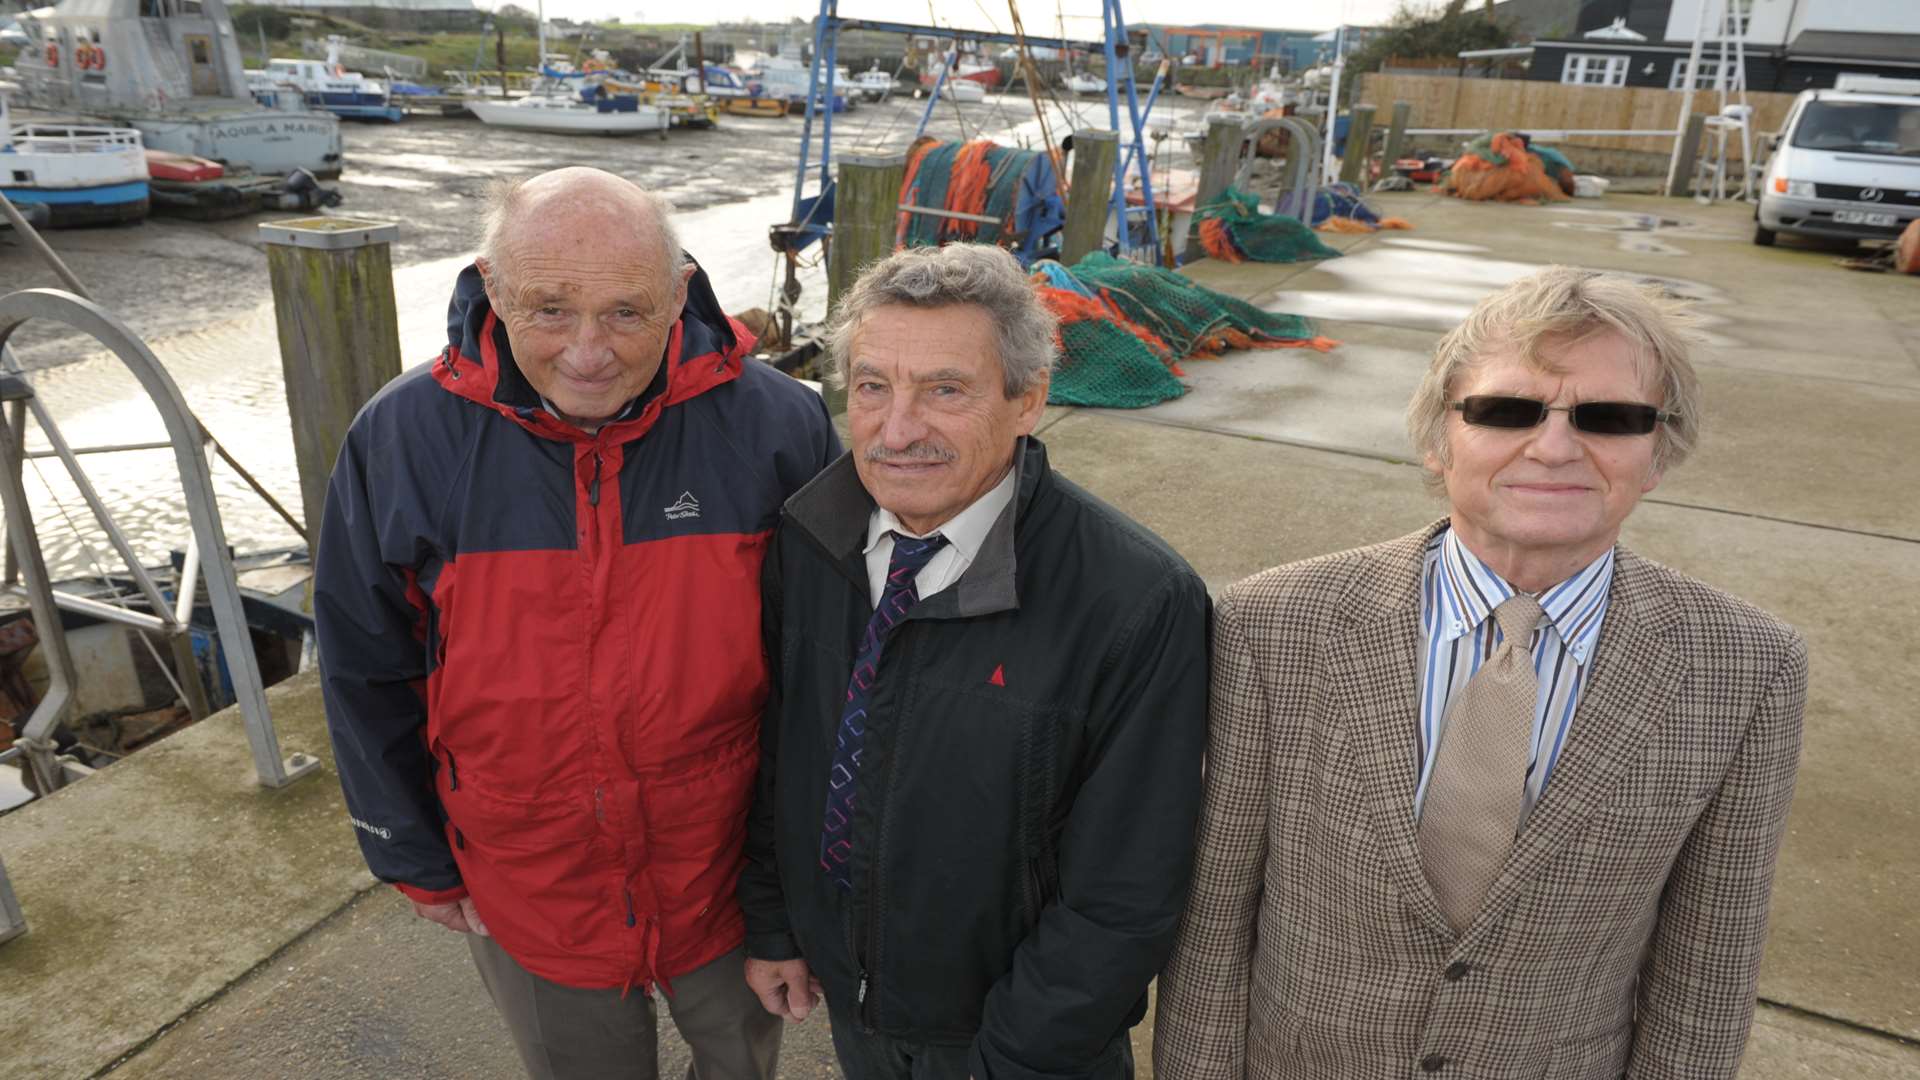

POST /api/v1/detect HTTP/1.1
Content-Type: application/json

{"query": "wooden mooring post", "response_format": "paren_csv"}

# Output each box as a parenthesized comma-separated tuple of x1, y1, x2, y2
(1339, 104, 1376, 186)
(1666, 113, 1709, 198)
(259, 217, 403, 549)
(1061, 129, 1117, 265)
(1380, 101, 1413, 173)
(1187, 115, 1245, 261)
(826, 154, 907, 414)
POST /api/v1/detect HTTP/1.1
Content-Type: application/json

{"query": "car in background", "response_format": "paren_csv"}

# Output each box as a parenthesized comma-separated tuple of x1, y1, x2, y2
(1756, 75, 1920, 247)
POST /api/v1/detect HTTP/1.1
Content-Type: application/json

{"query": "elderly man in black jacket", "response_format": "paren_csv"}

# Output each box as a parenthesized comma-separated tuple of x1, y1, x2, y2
(738, 243, 1209, 1080)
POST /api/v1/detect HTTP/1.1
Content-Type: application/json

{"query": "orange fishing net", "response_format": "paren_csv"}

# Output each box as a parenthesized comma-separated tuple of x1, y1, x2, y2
(1438, 132, 1571, 203)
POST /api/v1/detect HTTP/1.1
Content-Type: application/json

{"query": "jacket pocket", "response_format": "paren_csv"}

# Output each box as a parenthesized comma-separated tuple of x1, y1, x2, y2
(1245, 1003, 1305, 1078)
(1543, 1025, 1631, 1079)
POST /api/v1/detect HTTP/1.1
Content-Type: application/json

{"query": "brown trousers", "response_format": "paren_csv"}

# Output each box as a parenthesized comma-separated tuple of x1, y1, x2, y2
(468, 936, 782, 1080)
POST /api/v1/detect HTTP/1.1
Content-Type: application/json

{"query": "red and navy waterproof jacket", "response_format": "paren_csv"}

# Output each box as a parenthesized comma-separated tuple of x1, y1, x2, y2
(315, 260, 839, 991)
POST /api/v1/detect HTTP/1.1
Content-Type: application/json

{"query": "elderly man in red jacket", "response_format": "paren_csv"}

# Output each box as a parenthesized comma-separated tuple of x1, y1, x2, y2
(316, 167, 840, 1079)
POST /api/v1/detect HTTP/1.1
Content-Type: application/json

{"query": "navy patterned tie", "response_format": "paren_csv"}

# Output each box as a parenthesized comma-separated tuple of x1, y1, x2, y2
(820, 532, 950, 891)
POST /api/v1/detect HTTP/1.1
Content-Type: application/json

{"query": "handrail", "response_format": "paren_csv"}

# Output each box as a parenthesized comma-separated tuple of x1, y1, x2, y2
(8, 125, 145, 152)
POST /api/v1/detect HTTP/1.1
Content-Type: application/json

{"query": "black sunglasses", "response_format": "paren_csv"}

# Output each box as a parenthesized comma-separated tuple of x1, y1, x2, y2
(1449, 395, 1677, 436)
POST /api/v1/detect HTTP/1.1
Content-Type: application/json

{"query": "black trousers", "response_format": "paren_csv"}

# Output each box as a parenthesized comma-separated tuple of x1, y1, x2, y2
(828, 1005, 1134, 1080)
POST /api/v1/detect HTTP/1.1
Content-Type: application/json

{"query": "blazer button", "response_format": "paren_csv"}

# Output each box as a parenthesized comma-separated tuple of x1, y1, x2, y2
(1421, 1055, 1447, 1073)
(1444, 961, 1471, 981)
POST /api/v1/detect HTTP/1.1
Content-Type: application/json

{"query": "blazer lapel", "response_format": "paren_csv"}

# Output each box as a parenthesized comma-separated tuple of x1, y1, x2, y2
(1465, 547, 1688, 941)
(1325, 523, 1456, 940)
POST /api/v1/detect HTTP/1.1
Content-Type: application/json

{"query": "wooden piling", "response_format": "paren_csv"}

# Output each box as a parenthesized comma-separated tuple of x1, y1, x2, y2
(259, 218, 403, 549)
(1666, 113, 1709, 198)
(1061, 129, 1117, 266)
(1380, 101, 1412, 173)
(826, 154, 906, 414)
(1339, 104, 1376, 186)
(1186, 115, 1244, 261)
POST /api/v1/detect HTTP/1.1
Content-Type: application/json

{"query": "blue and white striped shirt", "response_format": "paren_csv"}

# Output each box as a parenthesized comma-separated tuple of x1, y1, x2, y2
(1414, 528, 1616, 821)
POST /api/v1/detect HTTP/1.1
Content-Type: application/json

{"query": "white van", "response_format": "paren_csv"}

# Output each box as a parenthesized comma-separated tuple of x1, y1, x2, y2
(1755, 75, 1920, 247)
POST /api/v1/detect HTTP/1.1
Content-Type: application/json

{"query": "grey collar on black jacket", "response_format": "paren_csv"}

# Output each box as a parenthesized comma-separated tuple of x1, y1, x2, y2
(782, 435, 1049, 620)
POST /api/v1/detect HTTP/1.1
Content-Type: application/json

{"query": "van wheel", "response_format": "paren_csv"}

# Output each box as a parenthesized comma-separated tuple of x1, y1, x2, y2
(1753, 223, 1777, 247)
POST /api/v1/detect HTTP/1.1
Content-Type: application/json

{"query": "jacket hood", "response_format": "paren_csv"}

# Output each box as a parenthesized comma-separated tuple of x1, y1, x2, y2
(432, 256, 755, 439)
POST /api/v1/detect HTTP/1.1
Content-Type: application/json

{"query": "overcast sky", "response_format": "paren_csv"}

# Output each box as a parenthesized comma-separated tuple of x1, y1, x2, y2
(491, 0, 1435, 34)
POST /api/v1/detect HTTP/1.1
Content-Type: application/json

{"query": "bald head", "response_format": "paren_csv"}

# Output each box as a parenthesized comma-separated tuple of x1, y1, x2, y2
(478, 167, 683, 296)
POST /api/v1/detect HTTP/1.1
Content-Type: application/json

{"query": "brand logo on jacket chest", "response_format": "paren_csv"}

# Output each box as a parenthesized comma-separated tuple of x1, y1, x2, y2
(664, 491, 701, 520)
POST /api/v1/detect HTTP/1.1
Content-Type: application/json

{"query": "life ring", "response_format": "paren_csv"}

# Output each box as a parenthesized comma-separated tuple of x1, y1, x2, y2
(75, 43, 104, 70)
(45, 42, 58, 67)
(91, 46, 105, 70)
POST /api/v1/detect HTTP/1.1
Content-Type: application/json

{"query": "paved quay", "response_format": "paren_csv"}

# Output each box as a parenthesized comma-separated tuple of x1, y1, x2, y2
(0, 188, 1915, 1078)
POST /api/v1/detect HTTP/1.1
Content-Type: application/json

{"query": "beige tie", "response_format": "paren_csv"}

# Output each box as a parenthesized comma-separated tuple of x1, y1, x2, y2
(1418, 592, 1545, 932)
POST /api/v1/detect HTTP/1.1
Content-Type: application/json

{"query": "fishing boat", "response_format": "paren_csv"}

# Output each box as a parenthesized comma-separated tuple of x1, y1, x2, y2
(917, 46, 1000, 91)
(0, 92, 149, 227)
(6, 0, 344, 178)
(254, 36, 403, 123)
(467, 90, 668, 136)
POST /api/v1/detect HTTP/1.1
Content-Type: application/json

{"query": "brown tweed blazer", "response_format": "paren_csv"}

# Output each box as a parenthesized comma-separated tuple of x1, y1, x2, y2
(1153, 523, 1806, 1080)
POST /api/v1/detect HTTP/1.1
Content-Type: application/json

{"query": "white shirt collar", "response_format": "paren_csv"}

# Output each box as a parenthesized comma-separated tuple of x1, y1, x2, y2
(863, 466, 1017, 563)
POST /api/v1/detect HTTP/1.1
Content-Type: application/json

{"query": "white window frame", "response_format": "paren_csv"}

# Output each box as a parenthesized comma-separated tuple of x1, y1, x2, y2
(1669, 57, 1729, 90)
(1561, 53, 1629, 87)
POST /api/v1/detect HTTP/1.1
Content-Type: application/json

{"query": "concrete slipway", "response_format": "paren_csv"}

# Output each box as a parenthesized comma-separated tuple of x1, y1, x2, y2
(0, 191, 1915, 1079)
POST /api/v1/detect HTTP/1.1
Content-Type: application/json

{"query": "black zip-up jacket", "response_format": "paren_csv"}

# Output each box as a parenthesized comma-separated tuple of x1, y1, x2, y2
(739, 437, 1209, 1080)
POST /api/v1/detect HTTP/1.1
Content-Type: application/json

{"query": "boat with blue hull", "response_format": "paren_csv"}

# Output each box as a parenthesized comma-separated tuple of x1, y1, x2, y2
(250, 37, 403, 123)
(0, 93, 149, 226)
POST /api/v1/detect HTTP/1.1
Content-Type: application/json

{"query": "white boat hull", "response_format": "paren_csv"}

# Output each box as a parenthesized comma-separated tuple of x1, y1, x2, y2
(0, 121, 150, 225)
(7, 1, 345, 177)
(133, 111, 343, 179)
(467, 98, 668, 135)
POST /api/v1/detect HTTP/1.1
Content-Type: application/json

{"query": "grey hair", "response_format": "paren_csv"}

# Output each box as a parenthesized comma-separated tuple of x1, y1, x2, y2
(1406, 266, 1702, 486)
(826, 244, 1058, 397)
(478, 171, 684, 292)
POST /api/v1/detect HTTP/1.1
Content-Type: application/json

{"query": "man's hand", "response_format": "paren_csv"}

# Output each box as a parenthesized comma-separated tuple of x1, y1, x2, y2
(409, 896, 490, 937)
(745, 956, 823, 1022)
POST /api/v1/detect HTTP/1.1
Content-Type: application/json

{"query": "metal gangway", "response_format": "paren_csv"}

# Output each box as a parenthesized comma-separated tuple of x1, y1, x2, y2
(0, 193, 318, 945)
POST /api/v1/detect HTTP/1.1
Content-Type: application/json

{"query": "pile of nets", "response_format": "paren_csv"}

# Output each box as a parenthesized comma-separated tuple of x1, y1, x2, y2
(1032, 252, 1338, 408)
(1438, 132, 1576, 203)
(1192, 186, 1344, 265)
(896, 137, 1064, 265)
(1309, 181, 1416, 234)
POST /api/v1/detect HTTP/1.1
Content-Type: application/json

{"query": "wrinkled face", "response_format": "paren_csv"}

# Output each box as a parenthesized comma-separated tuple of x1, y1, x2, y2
(848, 304, 1048, 535)
(480, 207, 688, 427)
(1428, 331, 1664, 582)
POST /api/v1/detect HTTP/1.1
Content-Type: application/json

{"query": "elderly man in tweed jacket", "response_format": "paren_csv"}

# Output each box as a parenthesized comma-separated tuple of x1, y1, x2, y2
(1154, 267, 1806, 1080)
